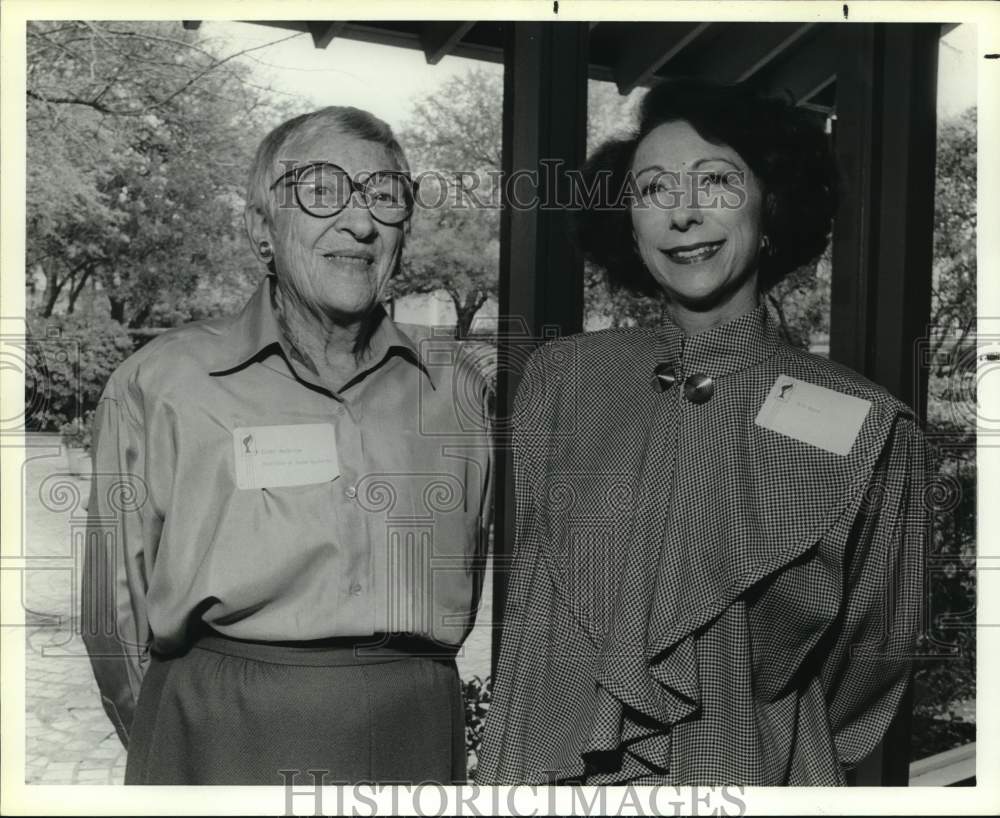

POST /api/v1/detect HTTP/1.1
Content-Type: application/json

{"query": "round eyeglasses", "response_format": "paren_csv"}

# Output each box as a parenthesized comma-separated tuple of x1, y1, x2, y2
(269, 162, 417, 226)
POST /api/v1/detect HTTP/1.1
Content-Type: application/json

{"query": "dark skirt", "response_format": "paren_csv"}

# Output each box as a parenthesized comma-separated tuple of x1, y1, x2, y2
(125, 633, 466, 785)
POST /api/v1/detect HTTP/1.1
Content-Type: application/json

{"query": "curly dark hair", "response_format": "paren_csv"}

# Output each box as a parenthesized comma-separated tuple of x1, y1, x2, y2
(575, 78, 839, 295)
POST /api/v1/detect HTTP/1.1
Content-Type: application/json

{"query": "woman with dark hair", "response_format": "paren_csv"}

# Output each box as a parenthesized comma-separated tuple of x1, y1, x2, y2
(477, 79, 925, 786)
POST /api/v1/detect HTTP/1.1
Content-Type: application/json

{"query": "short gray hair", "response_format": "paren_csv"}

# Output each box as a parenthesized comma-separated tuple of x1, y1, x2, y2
(245, 106, 410, 224)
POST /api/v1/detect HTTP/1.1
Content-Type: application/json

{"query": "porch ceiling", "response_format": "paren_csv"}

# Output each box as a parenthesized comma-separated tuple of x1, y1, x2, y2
(179, 19, 911, 112)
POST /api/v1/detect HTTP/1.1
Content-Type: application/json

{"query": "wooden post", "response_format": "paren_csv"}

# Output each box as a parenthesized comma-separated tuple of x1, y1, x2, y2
(491, 21, 589, 668)
(831, 23, 939, 417)
(830, 24, 878, 379)
(868, 24, 939, 416)
(832, 22, 940, 786)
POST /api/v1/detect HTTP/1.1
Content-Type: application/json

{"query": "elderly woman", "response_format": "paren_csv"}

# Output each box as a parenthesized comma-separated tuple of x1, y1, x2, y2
(477, 79, 925, 785)
(82, 107, 491, 785)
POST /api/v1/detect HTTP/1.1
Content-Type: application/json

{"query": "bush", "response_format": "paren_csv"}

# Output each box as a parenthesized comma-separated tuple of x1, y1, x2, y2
(463, 675, 492, 780)
(25, 312, 134, 432)
(58, 408, 96, 451)
(910, 379, 976, 762)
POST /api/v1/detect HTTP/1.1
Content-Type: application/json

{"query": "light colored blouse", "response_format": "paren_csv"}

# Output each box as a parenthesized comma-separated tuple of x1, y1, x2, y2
(477, 305, 925, 785)
(82, 276, 492, 742)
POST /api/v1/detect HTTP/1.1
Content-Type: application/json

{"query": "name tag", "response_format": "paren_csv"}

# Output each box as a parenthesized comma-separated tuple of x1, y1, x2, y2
(232, 424, 340, 489)
(754, 376, 871, 456)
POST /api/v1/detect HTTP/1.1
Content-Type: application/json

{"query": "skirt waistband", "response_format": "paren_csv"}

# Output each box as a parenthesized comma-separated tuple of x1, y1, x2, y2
(190, 629, 459, 667)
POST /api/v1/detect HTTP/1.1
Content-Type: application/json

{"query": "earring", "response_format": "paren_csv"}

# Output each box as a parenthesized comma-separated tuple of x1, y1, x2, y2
(258, 241, 273, 261)
(759, 234, 773, 257)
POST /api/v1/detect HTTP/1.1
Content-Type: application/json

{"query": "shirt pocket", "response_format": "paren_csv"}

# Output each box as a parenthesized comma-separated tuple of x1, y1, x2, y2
(258, 480, 337, 498)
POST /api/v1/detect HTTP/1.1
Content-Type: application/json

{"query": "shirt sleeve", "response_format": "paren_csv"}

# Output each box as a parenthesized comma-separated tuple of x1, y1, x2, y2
(490, 343, 559, 658)
(470, 369, 496, 622)
(81, 385, 158, 748)
(822, 414, 927, 769)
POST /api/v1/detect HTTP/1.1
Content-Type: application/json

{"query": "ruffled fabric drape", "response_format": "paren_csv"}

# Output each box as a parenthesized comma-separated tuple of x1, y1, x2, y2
(477, 306, 925, 785)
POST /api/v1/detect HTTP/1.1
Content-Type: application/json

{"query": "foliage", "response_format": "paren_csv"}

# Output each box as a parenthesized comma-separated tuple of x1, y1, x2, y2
(397, 74, 653, 335)
(403, 67, 503, 173)
(587, 81, 642, 152)
(584, 260, 663, 330)
(912, 140, 976, 755)
(929, 108, 976, 373)
(59, 408, 96, 451)
(395, 191, 500, 339)
(910, 717, 975, 761)
(582, 83, 659, 329)
(462, 675, 492, 780)
(25, 312, 134, 431)
(911, 365, 977, 762)
(396, 68, 503, 338)
(26, 21, 278, 327)
(764, 247, 831, 350)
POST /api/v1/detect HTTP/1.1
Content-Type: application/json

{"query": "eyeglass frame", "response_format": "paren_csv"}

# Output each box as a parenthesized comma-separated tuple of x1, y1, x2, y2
(268, 161, 418, 226)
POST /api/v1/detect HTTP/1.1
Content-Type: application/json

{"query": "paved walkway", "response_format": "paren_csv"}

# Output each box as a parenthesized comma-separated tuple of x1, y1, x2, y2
(25, 625, 128, 784)
(19, 432, 492, 785)
(21, 435, 127, 784)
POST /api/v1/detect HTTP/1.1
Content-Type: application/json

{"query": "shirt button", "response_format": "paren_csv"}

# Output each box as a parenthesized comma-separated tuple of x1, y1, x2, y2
(683, 373, 715, 404)
(652, 363, 677, 393)
(348, 582, 363, 596)
(344, 485, 357, 499)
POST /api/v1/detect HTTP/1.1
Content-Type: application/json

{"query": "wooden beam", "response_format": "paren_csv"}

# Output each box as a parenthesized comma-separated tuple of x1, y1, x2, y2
(181, 21, 201, 31)
(492, 21, 589, 668)
(829, 24, 878, 378)
(867, 24, 939, 414)
(613, 21, 712, 94)
(753, 26, 839, 104)
(830, 23, 939, 413)
(241, 20, 507, 67)
(832, 25, 940, 784)
(909, 741, 976, 786)
(242, 20, 310, 34)
(307, 21, 347, 49)
(420, 21, 475, 65)
(681, 23, 817, 84)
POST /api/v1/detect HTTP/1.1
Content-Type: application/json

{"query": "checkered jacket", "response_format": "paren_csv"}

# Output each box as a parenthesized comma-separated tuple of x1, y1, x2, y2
(476, 305, 926, 785)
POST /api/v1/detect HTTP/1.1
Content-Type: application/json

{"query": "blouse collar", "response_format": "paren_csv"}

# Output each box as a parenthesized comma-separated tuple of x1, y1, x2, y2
(652, 303, 782, 378)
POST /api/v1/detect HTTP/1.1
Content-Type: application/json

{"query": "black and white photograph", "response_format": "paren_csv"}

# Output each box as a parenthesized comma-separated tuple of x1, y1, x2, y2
(1, 1, 997, 814)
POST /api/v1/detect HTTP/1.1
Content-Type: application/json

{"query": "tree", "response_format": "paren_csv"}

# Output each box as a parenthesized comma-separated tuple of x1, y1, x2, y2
(397, 204, 500, 339)
(911, 106, 977, 761)
(395, 68, 503, 338)
(26, 21, 288, 326)
(764, 247, 831, 350)
(929, 107, 976, 376)
(579, 82, 667, 329)
(396, 71, 654, 336)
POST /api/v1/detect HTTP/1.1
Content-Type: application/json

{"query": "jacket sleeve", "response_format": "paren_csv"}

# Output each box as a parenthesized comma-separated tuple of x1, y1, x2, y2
(469, 354, 496, 628)
(822, 414, 927, 768)
(475, 343, 559, 782)
(81, 383, 158, 748)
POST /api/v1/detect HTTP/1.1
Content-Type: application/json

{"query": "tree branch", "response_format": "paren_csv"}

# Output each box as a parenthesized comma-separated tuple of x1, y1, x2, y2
(29, 25, 303, 117)
(27, 88, 117, 114)
(143, 33, 304, 113)
(766, 292, 795, 346)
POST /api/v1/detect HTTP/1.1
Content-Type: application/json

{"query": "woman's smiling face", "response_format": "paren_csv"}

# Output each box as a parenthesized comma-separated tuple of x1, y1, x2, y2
(267, 128, 405, 323)
(630, 119, 765, 323)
